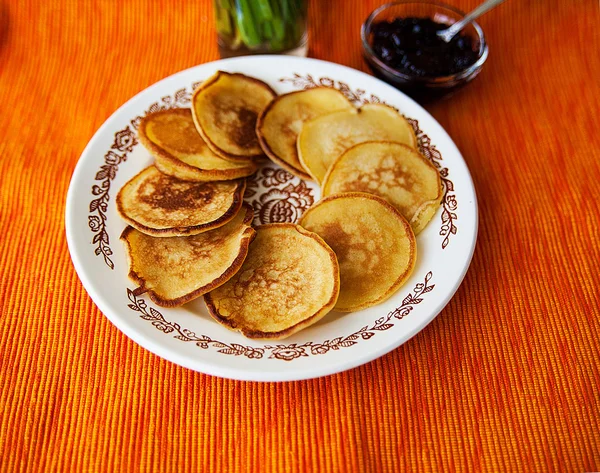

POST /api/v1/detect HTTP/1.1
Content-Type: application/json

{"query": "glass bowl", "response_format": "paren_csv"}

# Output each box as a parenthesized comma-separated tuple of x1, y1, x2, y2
(361, 1, 488, 102)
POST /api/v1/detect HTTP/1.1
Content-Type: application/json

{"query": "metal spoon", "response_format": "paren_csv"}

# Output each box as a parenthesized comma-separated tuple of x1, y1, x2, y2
(437, 0, 506, 43)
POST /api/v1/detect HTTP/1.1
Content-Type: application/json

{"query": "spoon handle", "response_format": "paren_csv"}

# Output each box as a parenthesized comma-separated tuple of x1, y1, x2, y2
(440, 0, 506, 42)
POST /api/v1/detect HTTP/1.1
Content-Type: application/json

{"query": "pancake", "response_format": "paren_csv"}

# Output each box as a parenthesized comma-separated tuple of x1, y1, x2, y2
(297, 104, 418, 183)
(116, 165, 245, 236)
(204, 224, 340, 340)
(121, 204, 256, 307)
(192, 71, 276, 161)
(299, 193, 416, 312)
(138, 108, 258, 182)
(256, 87, 354, 179)
(322, 141, 443, 234)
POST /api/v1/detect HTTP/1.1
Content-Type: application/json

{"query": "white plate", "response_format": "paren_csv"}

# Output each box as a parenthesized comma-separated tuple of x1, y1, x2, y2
(65, 56, 477, 382)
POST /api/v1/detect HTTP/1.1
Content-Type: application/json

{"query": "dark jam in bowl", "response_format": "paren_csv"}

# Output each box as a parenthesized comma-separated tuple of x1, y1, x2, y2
(372, 17, 478, 78)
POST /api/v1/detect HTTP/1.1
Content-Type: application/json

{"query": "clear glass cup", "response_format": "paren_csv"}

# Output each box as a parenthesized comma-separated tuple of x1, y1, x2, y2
(214, 0, 308, 58)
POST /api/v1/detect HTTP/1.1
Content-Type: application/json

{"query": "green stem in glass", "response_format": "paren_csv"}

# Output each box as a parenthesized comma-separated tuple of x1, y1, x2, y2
(215, 0, 306, 52)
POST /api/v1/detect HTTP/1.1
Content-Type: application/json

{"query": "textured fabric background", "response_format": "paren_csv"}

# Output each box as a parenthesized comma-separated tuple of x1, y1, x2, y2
(1, 0, 599, 471)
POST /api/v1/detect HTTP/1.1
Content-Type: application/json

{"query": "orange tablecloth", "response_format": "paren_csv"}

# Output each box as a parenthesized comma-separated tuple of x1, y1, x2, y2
(1, 0, 599, 471)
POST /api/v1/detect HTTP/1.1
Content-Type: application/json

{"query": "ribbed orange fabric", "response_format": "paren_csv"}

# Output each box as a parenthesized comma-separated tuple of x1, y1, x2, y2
(1, 0, 599, 471)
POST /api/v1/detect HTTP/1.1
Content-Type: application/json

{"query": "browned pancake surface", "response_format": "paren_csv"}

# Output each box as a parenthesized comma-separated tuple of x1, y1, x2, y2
(121, 205, 255, 307)
(322, 141, 443, 234)
(204, 224, 340, 339)
(256, 87, 354, 179)
(116, 166, 244, 236)
(192, 71, 276, 161)
(138, 108, 257, 181)
(297, 104, 418, 183)
(299, 193, 416, 312)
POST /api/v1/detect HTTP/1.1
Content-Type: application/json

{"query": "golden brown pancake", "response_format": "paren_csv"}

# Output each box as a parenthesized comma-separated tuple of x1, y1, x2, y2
(121, 204, 256, 307)
(204, 224, 340, 340)
(138, 108, 258, 182)
(116, 165, 245, 236)
(192, 71, 276, 161)
(322, 141, 443, 234)
(297, 104, 418, 183)
(299, 193, 416, 312)
(256, 87, 354, 179)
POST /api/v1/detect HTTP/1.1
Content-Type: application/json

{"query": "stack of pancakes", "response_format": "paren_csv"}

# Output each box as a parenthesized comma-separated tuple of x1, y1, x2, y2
(117, 71, 442, 340)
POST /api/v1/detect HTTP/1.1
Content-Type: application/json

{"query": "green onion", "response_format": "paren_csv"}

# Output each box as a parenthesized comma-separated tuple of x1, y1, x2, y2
(254, 0, 274, 22)
(214, 0, 307, 53)
(235, 0, 261, 47)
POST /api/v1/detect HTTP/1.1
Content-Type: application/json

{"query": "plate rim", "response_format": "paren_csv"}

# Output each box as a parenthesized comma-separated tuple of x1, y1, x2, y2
(65, 55, 478, 382)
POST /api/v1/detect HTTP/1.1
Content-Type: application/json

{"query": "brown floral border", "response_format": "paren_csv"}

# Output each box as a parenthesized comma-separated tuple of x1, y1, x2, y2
(126, 272, 434, 361)
(280, 73, 394, 106)
(84, 71, 447, 361)
(88, 87, 199, 269)
(89, 73, 458, 268)
(88, 128, 136, 269)
(406, 118, 458, 248)
(280, 73, 458, 248)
